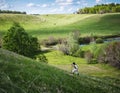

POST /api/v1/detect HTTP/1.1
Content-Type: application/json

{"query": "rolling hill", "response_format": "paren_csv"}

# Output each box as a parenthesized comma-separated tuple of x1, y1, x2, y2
(0, 13, 120, 39)
(0, 48, 120, 93)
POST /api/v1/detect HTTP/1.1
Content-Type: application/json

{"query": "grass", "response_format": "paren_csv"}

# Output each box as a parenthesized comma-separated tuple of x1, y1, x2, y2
(0, 13, 120, 39)
(44, 49, 120, 78)
(0, 13, 120, 92)
(0, 48, 120, 93)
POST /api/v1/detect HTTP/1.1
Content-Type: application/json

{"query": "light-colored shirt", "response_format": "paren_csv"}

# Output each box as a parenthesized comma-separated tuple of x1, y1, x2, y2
(74, 65, 78, 69)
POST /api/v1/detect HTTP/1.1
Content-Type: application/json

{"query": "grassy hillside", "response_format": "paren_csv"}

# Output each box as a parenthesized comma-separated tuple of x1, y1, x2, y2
(44, 50, 120, 78)
(0, 48, 120, 93)
(0, 13, 120, 39)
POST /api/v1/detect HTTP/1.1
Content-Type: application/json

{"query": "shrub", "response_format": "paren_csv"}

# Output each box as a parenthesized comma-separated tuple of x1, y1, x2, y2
(58, 44, 69, 55)
(79, 37, 91, 44)
(90, 43, 103, 59)
(105, 42, 120, 68)
(95, 38, 104, 44)
(69, 43, 79, 56)
(98, 42, 120, 69)
(58, 31, 80, 56)
(85, 51, 93, 64)
(2, 22, 40, 57)
(58, 38, 69, 55)
(57, 38, 67, 44)
(48, 36, 57, 45)
(36, 54, 48, 63)
(41, 36, 57, 47)
(67, 31, 80, 56)
(41, 39, 49, 47)
(89, 58, 98, 64)
(98, 53, 107, 64)
(73, 48, 85, 58)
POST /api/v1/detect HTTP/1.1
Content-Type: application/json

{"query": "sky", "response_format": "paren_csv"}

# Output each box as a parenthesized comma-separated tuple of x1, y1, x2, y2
(0, 0, 120, 14)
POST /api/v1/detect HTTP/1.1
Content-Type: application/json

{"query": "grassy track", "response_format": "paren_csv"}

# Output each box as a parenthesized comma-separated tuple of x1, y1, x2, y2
(0, 13, 120, 39)
(0, 48, 120, 93)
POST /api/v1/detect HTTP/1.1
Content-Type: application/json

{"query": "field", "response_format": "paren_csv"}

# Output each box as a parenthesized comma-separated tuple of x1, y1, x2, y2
(0, 13, 120, 39)
(0, 48, 120, 93)
(43, 48, 120, 78)
(0, 13, 120, 92)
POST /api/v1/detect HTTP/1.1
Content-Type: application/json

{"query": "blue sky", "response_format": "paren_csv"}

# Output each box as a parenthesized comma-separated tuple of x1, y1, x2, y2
(0, 0, 120, 14)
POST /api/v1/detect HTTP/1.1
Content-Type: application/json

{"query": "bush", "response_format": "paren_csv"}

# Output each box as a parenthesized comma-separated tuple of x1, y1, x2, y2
(88, 58, 98, 64)
(57, 38, 67, 44)
(73, 48, 85, 58)
(36, 54, 48, 63)
(58, 38, 69, 55)
(105, 42, 120, 68)
(2, 22, 40, 57)
(58, 31, 80, 56)
(58, 44, 69, 55)
(95, 38, 104, 44)
(67, 31, 80, 56)
(79, 37, 91, 44)
(90, 43, 103, 59)
(98, 42, 120, 69)
(69, 43, 79, 56)
(85, 51, 93, 64)
(41, 39, 49, 47)
(41, 36, 57, 47)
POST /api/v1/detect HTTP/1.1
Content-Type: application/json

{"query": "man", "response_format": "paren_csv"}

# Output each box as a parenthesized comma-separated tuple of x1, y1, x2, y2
(71, 62, 79, 75)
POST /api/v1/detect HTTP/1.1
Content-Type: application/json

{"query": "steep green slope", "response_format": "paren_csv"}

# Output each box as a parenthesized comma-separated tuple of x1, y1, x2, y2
(0, 48, 120, 93)
(0, 13, 120, 39)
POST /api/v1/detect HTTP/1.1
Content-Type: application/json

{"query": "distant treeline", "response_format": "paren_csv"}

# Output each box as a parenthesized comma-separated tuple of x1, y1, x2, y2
(0, 10, 26, 14)
(77, 3, 120, 14)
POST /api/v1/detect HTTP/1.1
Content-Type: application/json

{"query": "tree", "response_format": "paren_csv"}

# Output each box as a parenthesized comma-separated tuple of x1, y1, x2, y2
(98, 42, 120, 69)
(85, 51, 93, 64)
(58, 31, 80, 56)
(116, 6, 120, 12)
(67, 31, 80, 56)
(36, 54, 48, 63)
(77, 3, 120, 14)
(105, 42, 120, 68)
(0, 9, 26, 14)
(2, 22, 40, 57)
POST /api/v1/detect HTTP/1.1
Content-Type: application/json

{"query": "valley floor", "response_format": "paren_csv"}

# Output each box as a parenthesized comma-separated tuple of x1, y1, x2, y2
(43, 49, 120, 79)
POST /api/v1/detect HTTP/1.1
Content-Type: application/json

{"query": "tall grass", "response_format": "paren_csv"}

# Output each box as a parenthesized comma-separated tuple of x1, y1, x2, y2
(44, 50, 120, 78)
(0, 48, 120, 93)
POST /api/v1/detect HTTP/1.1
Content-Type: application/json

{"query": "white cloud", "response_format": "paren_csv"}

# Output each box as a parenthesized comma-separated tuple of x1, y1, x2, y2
(76, 8, 79, 11)
(55, 0, 73, 6)
(0, 0, 11, 9)
(51, 3, 55, 6)
(51, 8, 57, 12)
(76, 1, 81, 4)
(68, 8, 73, 12)
(60, 6, 64, 11)
(27, 3, 35, 7)
(27, 3, 49, 8)
(55, 0, 64, 3)
(96, 0, 102, 3)
(42, 4, 49, 8)
(79, 0, 88, 6)
(50, 6, 65, 13)
(66, 0, 73, 3)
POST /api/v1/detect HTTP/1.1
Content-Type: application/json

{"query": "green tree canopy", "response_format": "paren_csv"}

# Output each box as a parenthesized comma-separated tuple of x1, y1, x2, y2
(2, 22, 40, 57)
(77, 3, 120, 14)
(0, 9, 26, 14)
